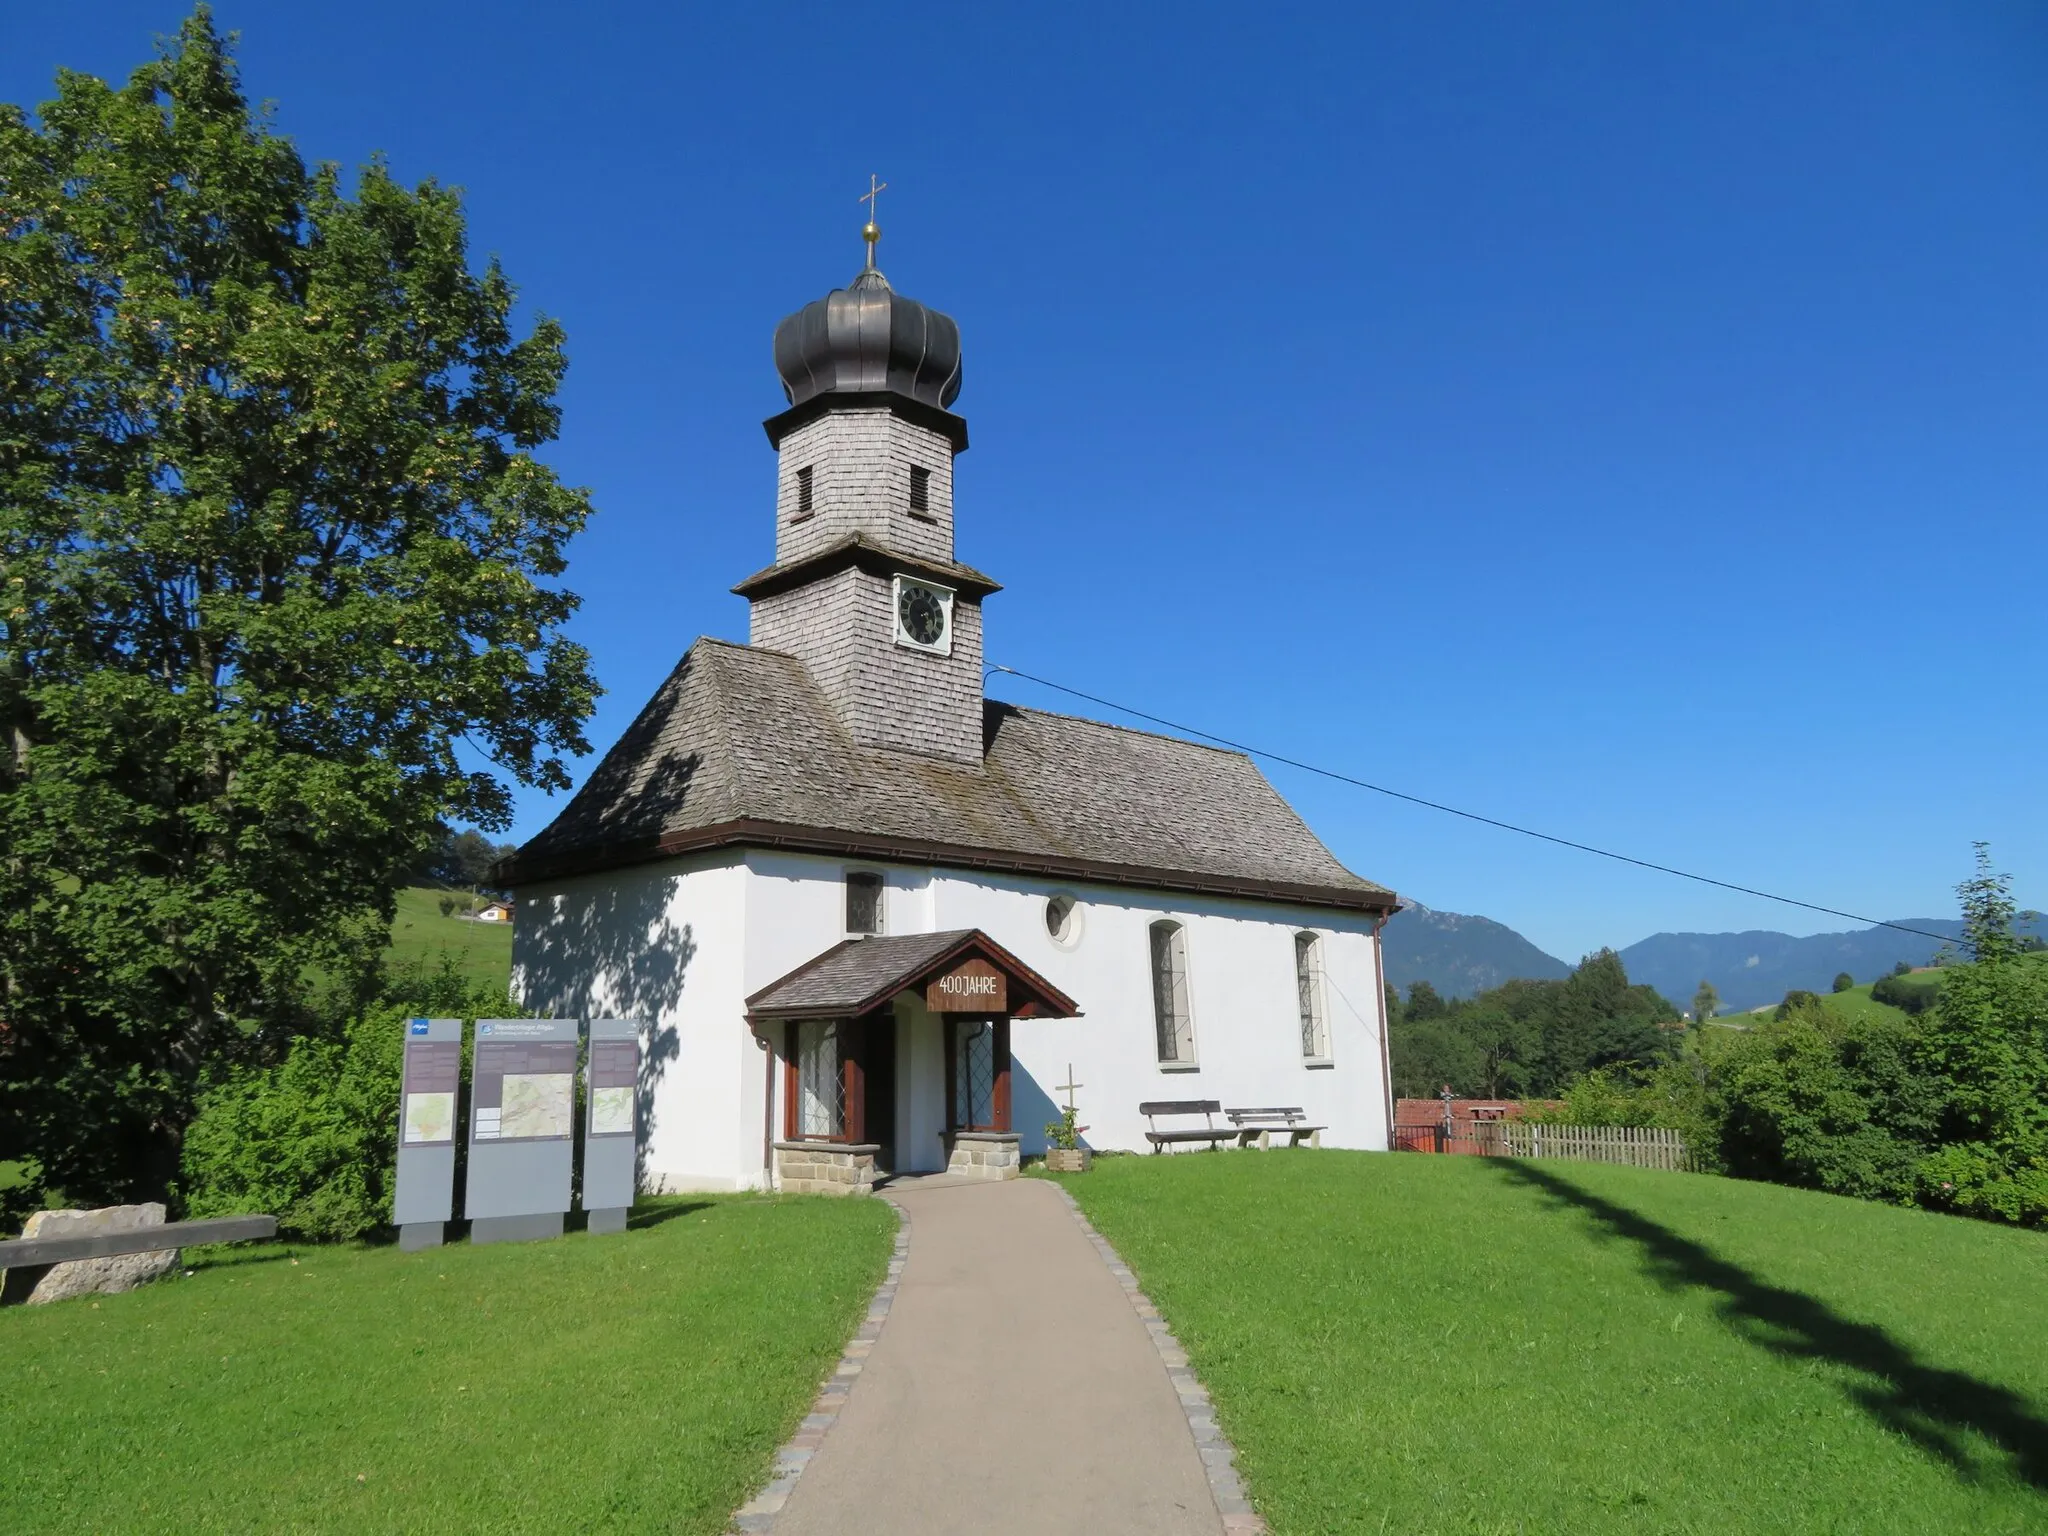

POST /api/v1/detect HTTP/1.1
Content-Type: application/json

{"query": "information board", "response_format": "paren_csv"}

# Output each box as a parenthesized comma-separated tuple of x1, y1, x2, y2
(393, 1017, 463, 1251)
(464, 1018, 580, 1244)
(583, 1018, 640, 1235)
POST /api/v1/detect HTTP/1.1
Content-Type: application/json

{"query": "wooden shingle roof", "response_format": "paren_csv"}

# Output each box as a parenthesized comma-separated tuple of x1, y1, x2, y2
(501, 638, 1396, 914)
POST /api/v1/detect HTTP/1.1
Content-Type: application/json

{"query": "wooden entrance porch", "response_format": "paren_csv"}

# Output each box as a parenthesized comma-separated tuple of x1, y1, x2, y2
(745, 929, 1082, 1194)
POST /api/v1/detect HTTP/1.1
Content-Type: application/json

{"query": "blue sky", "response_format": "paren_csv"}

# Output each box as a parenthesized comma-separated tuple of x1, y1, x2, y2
(6, 2, 2043, 962)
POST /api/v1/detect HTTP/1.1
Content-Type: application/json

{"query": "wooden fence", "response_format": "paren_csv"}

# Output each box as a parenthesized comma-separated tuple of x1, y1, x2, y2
(1481, 1121, 1693, 1172)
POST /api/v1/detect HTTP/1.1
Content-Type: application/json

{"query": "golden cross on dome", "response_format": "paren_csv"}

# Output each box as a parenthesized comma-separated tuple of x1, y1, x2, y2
(859, 174, 887, 269)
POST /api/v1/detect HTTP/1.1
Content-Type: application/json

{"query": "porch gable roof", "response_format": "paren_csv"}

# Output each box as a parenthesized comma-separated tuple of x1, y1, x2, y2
(745, 928, 1081, 1023)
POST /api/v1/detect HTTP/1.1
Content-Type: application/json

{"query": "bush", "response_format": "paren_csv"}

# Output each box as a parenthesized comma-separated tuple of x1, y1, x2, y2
(180, 1004, 408, 1240)
(182, 973, 513, 1240)
(1871, 971, 1943, 1015)
(1832, 971, 1855, 993)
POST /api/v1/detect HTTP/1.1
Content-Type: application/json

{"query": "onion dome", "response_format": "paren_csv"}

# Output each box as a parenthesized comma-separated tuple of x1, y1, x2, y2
(772, 267, 963, 411)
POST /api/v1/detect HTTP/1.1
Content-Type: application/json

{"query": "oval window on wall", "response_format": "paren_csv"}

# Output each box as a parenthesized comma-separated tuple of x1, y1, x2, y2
(1045, 893, 1083, 948)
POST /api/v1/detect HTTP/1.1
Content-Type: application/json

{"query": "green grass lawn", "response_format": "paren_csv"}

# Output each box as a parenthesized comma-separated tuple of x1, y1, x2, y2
(387, 884, 514, 995)
(0, 1195, 895, 1534)
(1050, 1152, 2048, 1535)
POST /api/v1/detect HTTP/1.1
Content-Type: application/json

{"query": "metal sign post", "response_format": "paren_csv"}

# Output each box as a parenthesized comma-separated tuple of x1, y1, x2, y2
(583, 1018, 640, 1235)
(464, 1018, 580, 1244)
(394, 1017, 463, 1252)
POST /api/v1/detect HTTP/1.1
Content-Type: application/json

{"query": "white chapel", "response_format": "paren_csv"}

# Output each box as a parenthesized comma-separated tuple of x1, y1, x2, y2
(502, 225, 1400, 1193)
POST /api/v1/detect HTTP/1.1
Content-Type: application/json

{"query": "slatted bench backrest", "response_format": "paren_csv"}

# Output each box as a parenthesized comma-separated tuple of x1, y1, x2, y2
(1139, 1100, 1223, 1119)
(1226, 1107, 1308, 1126)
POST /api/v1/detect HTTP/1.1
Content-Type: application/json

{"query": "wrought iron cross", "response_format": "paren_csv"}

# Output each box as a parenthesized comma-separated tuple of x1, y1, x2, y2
(1054, 1064, 1084, 1114)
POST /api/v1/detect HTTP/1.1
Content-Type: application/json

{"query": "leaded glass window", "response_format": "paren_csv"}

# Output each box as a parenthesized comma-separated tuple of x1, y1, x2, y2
(1296, 931, 1329, 1059)
(1150, 921, 1194, 1063)
(953, 1020, 995, 1130)
(796, 1019, 844, 1138)
(845, 872, 883, 936)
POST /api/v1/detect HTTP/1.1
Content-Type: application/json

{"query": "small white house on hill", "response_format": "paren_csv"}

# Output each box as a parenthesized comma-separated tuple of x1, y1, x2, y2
(501, 241, 1400, 1193)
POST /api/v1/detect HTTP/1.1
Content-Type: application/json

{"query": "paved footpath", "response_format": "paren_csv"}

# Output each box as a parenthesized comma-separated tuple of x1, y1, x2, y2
(769, 1175, 1229, 1536)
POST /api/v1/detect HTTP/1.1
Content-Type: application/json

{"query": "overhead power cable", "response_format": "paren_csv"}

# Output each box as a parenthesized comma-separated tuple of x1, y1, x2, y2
(985, 664, 1959, 950)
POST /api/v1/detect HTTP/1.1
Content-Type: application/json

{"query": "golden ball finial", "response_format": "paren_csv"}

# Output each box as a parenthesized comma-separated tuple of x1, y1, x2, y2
(862, 221, 880, 244)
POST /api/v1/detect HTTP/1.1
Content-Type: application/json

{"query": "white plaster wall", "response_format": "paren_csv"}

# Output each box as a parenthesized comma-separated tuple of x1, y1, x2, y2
(509, 846, 1390, 1192)
(510, 853, 766, 1193)
(929, 873, 1390, 1156)
(736, 849, 1390, 1162)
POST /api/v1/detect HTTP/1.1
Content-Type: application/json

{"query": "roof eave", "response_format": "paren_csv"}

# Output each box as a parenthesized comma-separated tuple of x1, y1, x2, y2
(500, 818, 1399, 917)
(731, 535, 1002, 603)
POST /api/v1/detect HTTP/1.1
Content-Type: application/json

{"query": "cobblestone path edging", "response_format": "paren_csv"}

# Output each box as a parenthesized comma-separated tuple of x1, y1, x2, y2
(1051, 1183, 1270, 1534)
(730, 1202, 910, 1533)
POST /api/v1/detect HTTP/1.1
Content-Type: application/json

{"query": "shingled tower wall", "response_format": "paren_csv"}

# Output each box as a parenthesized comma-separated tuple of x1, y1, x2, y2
(741, 263, 990, 767)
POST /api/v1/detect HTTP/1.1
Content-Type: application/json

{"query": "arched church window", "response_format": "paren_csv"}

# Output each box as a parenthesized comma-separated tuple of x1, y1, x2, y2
(1150, 920, 1195, 1064)
(1296, 931, 1330, 1061)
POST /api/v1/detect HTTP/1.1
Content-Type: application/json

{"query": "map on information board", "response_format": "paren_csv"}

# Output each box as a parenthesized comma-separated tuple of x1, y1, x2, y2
(590, 1085, 634, 1137)
(499, 1073, 574, 1140)
(402, 1090, 456, 1145)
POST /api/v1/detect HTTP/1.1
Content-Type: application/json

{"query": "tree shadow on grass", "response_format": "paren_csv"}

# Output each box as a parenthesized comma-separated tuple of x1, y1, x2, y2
(1493, 1159, 2048, 1492)
(626, 1200, 715, 1231)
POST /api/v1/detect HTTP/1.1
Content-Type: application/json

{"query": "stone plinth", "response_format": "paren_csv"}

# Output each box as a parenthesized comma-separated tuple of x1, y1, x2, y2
(775, 1141, 880, 1196)
(945, 1131, 1021, 1181)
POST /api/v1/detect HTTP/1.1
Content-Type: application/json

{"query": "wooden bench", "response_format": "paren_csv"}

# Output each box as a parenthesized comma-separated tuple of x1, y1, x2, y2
(1139, 1100, 1237, 1153)
(1226, 1106, 1325, 1149)
(0, 1215, 276, 1277)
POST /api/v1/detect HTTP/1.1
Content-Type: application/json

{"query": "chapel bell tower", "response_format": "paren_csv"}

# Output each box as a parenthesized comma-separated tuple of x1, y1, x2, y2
(737, 194, 995, 765)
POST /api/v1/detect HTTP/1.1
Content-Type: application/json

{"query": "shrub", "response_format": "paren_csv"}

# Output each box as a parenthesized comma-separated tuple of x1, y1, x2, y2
(1832, 971, 1855, 993)
(1872, 971, 1942, 1015)
(182, 974, 513, 1240)
(437, 893, 457, 917)
(181, 1004, 408, 1240)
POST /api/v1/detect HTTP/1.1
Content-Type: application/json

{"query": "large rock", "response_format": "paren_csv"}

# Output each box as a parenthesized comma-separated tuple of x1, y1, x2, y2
(9, 1203, 178, 1306)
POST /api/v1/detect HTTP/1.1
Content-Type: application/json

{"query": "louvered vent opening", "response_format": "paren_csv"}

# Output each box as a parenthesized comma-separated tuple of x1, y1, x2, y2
(794, 464, 814, 520)
(908, 465, 931, 517)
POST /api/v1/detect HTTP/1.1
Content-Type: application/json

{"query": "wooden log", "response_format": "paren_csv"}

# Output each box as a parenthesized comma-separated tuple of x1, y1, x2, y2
(0, 1215, 276, 1269)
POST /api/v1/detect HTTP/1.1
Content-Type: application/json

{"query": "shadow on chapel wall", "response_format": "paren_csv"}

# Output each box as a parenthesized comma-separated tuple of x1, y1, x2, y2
(1009, 1058, 1082, 1157)
(516, 877, 694, 1195)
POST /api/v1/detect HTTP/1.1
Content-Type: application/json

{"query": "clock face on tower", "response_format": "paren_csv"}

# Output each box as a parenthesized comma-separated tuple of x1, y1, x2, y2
(895, 578, 952, 654)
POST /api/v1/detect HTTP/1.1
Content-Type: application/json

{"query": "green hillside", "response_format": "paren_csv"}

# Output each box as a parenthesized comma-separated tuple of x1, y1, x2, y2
(1820, 978, 1913, 1027)
(385, 886, 513, 995)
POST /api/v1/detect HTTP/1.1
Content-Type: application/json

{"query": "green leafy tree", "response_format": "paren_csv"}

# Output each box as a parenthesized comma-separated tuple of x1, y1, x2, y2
(1911, 845, 2048, 1224)
(1404, 979, 1448, 1021)
(0, 11, 597, 1207)
(1832, 971, 1855, 994)
(1692, 979, 1719, 1027)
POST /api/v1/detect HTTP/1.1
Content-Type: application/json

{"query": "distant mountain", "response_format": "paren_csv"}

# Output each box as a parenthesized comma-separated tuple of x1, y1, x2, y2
(1616, 920, 1982, 1016)
(1382, 904, 1571, 999)
(1381, 902, 2041, 1015)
